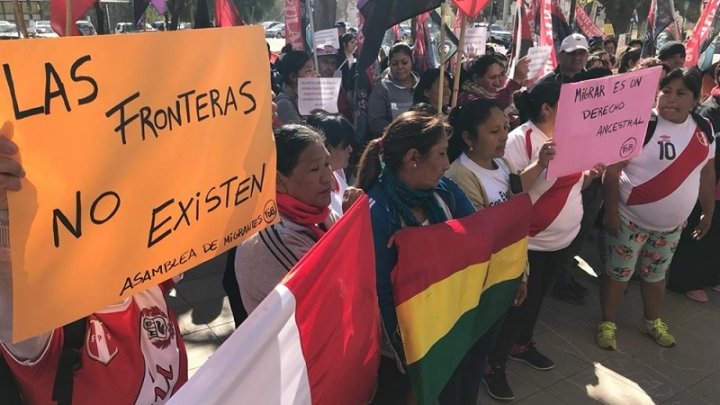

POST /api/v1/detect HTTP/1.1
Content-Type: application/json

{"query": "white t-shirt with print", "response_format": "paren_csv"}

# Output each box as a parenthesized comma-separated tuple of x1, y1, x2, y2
(459, 153, 511, 207)
(504, 122, 584, 251)
(619, 113, 715, 231)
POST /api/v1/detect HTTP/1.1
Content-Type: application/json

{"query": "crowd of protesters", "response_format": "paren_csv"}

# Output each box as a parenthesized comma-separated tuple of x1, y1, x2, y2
(1, 23, 719, 405)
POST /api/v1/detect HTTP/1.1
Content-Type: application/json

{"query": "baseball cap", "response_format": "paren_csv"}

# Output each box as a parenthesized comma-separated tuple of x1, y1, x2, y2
(657, 41, 686, 61)
(560, 33, 589, 53)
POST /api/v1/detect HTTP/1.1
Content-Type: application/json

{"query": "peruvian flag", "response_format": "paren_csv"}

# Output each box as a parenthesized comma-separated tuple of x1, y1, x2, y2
(451, 0, 491, 19)
(215, 0, 244, 27)
(684, 0, 720, 67)
(50, 0, 97, 36)
(167, 197, 380, 404)
(538, 0, 556, 78)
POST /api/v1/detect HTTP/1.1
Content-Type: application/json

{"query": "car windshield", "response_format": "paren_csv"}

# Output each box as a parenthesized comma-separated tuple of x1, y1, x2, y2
(0, 24, 16, 33)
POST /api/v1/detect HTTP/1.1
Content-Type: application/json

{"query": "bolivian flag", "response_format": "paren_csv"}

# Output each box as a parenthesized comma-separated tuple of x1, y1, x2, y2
(392, 194, 532, 404)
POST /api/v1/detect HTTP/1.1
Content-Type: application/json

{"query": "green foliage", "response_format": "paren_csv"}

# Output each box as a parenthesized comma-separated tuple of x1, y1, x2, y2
(237, 0, 279, 23)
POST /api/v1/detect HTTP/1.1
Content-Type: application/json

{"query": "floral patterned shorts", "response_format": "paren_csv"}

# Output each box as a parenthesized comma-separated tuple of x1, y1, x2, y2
(601, 216, 682, 283)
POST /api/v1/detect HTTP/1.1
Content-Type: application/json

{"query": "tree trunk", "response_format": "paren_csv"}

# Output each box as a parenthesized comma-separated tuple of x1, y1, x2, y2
(94, 3, 106, 34)
(600, 0, 641, 35)
(313, 0, 337, 30)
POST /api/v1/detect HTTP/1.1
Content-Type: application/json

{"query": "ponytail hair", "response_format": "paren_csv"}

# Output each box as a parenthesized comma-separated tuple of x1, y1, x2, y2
(356, 111, 449, 192)
(447, 99, 502, 162)
(513, 79, 561, 124)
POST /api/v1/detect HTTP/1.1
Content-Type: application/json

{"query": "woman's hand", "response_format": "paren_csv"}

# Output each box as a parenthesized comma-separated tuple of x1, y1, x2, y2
(0, 136, 22, 210)
(603, 210, 622, 237)
(513, 56, 531, 84)
(512, 281, 527, 307)
(537, 140, 556, 169)
(692, 213, 713, 240)
(342, 187, 364, 212)
(587, 163, 606, 180)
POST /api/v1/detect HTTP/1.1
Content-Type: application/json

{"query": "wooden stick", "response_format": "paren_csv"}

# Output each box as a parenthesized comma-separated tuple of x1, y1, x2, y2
(437, 1, 447, 115)
(65, 0, 72, 36)
(12, 0, 28, 38)
(451, 14, 467, 108)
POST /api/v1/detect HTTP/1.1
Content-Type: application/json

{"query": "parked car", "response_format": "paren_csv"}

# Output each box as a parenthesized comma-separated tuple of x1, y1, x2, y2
(488, 23, 512, 47)
(265, 23, 285, 38)
(262, 21, 282, 30)
(0, 21, 18, 39)
(76, 20, 97, 36)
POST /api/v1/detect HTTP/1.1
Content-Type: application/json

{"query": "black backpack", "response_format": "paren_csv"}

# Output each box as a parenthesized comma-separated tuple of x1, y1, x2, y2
(0, 318, 86, 405)
(643, 111, 715, 146)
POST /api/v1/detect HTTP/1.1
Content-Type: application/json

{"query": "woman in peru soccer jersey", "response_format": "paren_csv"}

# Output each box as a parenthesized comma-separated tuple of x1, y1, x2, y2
(598, 69, 716, 351)
(482, 79, 601, 401)
(0, 137, 188, 404)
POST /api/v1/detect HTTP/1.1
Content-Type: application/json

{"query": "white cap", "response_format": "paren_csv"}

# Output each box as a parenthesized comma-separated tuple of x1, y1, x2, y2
(560, 33, 589, 53)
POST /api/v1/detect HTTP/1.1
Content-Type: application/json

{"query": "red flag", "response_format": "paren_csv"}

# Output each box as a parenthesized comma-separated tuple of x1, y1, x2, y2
(414, 12, 430, 72)
(451, 0, 491, 19)
(537, 0, 556, 78)
(284, 0, 304, 50)
(50, 0, 97, 36)
(215, 0, 243, 27)
(684, 0, 720, 67)
(169, 196, 380, 403)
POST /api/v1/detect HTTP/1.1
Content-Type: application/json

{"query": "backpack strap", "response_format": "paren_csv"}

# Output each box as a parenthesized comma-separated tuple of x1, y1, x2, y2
(644, 113, 659, 146)
(0, 351, 22, 405)
(52, 318, 87, 405)
(690, 111, 715, 144)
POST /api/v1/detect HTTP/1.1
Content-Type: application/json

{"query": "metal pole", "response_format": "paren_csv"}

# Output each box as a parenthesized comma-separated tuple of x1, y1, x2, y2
(437, 0, 447, 115)
(106, 3, 111, 33)
(65, 0, 72, 35)
(308, 0, 318, 70)
(451, 14, 467, 108)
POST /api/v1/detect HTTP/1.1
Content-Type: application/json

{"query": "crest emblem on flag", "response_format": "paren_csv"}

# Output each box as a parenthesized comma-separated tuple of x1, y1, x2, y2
(141, 306, 175, 350)
(86, 318, 119, 365)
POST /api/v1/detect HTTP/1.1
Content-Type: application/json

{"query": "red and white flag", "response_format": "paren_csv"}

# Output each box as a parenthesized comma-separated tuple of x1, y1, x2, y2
(537, 0, 556, 78)
(168, 197, 380, 404)
(684, 0, 720, 67)
(284, 0, 305, 50)
(574, 1, 605, 39)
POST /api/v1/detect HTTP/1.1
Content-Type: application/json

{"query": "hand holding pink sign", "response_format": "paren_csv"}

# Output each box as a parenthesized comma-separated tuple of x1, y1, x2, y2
(546, 66, 663, 179)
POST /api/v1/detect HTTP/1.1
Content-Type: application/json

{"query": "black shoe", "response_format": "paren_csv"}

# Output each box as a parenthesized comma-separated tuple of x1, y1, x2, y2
(551, 285, 585, 305)
(508, 342, 556, 370)
(483, 366, 515, 401)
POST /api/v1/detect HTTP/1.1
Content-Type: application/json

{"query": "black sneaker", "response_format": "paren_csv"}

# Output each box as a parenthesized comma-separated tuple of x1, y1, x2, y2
(483, 366, 515, 401)
(508, 342, 555, 370)
(551, 285, 585, 305)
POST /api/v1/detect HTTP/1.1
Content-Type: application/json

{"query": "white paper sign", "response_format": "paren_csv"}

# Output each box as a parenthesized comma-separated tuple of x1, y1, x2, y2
(616, 33, 628, 55)
(298, 78, 342, 115)
(314, 28, 340, 56)
(527, 46, 553, 80)
(464, 26, 487, 58)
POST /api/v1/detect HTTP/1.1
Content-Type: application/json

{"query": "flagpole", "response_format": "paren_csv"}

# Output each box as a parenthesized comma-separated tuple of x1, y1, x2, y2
(308, 0, 318, 71)
(451, 13, 467, 108)
(65, 0, 73, 35)
(437, 0, 447, 115)
(12, 0, 28, 38)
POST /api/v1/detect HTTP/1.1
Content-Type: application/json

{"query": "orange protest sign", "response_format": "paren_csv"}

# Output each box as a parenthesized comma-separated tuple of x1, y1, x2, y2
(1, 26, 278, 342)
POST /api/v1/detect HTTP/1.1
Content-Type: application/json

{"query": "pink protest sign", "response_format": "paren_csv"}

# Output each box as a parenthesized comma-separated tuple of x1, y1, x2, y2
(547, 66, 663, 179)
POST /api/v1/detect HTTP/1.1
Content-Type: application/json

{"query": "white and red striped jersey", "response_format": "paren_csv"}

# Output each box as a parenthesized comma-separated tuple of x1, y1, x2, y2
(1, 283, 187, 405)
(505, 122, 584, 251)
(620, 114, 715, 231)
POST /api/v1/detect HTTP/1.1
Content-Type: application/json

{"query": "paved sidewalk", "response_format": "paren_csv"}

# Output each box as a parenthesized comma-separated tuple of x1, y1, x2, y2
(169, 234, 720, 404)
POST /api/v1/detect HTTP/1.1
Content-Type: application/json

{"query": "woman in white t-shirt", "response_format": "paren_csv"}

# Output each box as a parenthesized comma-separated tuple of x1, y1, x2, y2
(598, 69, 716, 351)
(474, 80, 600, 401)
(305, 112, 361, 215)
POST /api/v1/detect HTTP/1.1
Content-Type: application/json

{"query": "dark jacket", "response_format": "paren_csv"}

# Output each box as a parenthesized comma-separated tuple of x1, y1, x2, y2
(696, 96, 720, 180)
(367, 176, 475, 362)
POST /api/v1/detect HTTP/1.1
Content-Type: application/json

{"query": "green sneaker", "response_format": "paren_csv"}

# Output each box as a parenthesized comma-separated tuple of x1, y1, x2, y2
(596, 321, 617, 350)
(639, 319, 676, 347)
